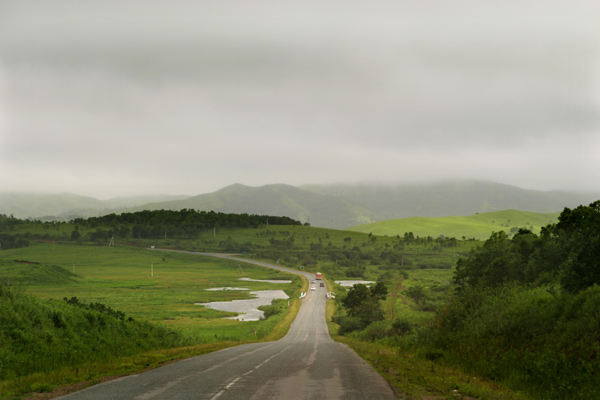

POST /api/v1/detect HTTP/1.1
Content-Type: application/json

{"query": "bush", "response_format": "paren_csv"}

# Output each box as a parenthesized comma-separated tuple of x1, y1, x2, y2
(356, 320, 391, 342)
(391, 318, 413, 336)
(337, 316, 364, 335)
(259, 304, 282, 319)
(424, 284, 600, 399)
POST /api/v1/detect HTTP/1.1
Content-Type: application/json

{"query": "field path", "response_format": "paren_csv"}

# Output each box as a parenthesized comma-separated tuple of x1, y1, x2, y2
(55, 250, 397, 400)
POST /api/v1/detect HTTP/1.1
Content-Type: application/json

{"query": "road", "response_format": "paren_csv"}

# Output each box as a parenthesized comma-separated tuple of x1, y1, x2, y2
(57, 251, 397, 400)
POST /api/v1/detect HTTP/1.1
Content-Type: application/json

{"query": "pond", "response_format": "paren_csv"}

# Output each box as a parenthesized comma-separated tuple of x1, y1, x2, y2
(334, 280, 375, 287)
(195, 290, 289, 321)
(239, 277, 292, 284)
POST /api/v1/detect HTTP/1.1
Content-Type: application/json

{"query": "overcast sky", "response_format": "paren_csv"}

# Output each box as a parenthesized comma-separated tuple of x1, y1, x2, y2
(1, 1, 599, 199)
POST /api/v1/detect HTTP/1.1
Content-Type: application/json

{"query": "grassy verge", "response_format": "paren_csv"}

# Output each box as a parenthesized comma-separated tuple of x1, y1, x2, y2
(335, 337, 531, 400)
(325, 299, 532, 400)
(3, 341, 239, 400)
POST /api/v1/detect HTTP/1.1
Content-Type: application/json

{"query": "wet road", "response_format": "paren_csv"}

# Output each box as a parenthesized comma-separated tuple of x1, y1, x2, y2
(56, 251, 397, 400)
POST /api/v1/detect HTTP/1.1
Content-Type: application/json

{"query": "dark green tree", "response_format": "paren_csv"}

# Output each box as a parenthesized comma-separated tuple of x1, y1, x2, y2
(557, 201, 600, 293)
(341, 283, 388, 328)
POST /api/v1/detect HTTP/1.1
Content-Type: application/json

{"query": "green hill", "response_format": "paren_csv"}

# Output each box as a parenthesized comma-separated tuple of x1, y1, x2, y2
(347, 209, 560, 239)
(125, 183, 382, 229)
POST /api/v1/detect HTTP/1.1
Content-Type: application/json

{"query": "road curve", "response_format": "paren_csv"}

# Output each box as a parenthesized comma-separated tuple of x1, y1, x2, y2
(56, 251, 397, 400)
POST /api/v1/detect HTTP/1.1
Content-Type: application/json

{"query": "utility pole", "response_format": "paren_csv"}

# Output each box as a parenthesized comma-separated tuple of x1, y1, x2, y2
(151, 263, 154, 277)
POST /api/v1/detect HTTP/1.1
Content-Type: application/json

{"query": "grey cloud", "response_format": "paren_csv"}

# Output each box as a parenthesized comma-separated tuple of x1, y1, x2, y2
(1, 1, 599, 197)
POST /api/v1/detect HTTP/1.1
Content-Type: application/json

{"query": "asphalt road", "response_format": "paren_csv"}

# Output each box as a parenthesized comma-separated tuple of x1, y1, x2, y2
(56, 251, 397, 400)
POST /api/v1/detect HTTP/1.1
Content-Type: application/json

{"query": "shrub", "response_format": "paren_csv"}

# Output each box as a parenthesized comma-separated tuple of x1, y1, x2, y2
(337, 316, 364, 335)
(358, 321, 391, 342)
(391, 318, 413, 336)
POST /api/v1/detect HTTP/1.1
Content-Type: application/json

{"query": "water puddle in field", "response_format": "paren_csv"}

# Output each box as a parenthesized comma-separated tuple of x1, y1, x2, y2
(239, 278, 292, 284)
(205, 287, 249, 291)
(195, 290, 289, 321)
(334, 280, 375, 287)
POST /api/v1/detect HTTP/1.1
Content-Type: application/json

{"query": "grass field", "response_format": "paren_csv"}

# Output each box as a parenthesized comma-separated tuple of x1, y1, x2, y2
(347, 209, 560, 239)
(0, 242, 302, 339)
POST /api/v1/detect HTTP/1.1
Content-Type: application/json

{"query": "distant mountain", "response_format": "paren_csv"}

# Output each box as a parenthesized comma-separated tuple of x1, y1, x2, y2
(2, 181, 598, 229)
(125, 183, 381, 229)
(300, 181, 599, 220)
(0, 192, 190, 219)
(0, 192, 104, 219)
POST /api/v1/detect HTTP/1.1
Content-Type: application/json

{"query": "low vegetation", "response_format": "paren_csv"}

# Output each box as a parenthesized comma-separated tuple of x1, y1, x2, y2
(330, 200, 600, 400)
(0, 285, 189, 394)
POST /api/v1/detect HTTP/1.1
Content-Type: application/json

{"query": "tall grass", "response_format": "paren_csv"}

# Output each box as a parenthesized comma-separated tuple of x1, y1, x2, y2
(0, 285, 190, 383)
(424, 284, 600, 399)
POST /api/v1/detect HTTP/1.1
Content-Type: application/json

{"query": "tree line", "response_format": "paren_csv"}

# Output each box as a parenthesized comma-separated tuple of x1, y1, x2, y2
(454, 200, 600, 293)
(74, 210, 301, 240)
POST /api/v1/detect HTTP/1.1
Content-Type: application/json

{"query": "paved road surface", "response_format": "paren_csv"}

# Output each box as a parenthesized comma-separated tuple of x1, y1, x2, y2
(57, 251, 397, 400)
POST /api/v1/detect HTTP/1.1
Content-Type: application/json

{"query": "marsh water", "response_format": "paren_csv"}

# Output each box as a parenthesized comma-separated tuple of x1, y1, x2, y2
(196, 290, 290, 321)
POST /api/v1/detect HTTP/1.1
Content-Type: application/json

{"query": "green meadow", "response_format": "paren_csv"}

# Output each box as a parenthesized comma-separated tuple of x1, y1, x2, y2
(0, 242, 302, 339)
(347, 209, 560, 239)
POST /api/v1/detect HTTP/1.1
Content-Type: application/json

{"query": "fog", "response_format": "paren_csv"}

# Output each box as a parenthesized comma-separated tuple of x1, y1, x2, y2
(1, 1, 599, 198)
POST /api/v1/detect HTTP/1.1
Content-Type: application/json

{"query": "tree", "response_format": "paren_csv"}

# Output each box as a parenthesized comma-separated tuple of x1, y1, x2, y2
(341, 283, 388, 328)
(71, 230, 80, 240)
(454, 230, 537, 289)
(453, 201, 600, 293)
(557, 201, 600, 293)
(405, 286, 426, 304)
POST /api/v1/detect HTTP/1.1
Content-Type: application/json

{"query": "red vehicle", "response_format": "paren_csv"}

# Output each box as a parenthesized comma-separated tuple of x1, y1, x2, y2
(315, 272, 322, 280)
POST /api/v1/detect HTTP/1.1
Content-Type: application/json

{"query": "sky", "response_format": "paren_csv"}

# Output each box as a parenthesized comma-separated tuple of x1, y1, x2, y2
(1, 1, 599, 199)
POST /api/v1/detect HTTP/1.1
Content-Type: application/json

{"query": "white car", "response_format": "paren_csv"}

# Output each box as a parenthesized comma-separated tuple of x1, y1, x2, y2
(310, 285, 316, 291)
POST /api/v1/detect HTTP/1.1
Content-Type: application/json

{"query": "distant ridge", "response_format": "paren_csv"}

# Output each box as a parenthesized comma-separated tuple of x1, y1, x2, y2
(123, 181, 597, 229)
(0, 192, 190, 220)
(2, 181, 598, 229)
(300, 181, 598, 219)
(124, 183, 381, 229)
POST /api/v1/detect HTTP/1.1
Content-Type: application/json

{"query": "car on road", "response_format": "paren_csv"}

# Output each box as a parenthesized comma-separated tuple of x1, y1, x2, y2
(310, 285, 316, 291)
(320, 282, 324, 287)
